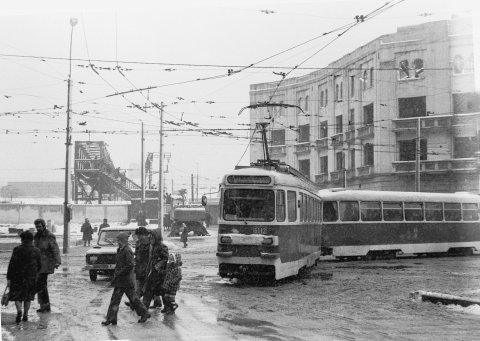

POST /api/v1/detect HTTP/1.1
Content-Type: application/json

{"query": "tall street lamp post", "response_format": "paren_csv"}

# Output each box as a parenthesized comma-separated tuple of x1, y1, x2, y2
(63, 17, 78, 254)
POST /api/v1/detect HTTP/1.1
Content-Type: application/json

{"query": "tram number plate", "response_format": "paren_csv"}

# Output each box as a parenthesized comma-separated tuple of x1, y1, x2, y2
(253, 227, 268, 235)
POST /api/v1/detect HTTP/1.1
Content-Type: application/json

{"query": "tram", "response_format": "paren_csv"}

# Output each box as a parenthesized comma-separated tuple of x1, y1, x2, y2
(216, 161, 322, 280)
(319, 189, 480, 260)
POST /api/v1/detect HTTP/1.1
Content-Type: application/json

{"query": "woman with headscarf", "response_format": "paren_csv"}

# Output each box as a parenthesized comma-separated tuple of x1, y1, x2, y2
(6, 230, 41, 323)
(142, 228, 169, 310)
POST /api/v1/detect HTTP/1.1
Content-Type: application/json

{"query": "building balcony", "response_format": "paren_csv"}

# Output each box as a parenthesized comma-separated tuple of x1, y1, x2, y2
(346, 168, 356, 179)
(357, 124, 374, 139)
(345, 129, 355, 142)
(357, 165, 374, 177)
(315, 173, 328, 184)
(315, 137, 329, 150)
(294, 142, 311, 154)
(330, 170, 345, 183)
(331, 133, 344, 147)
(269, 145, 287, 156)
(392, 158, 478, 174)
(392, 116, 453, 133)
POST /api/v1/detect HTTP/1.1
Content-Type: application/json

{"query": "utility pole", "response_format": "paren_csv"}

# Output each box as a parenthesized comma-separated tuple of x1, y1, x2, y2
(158, 103, 165, 230)
(415, 117, 421, 192)
(191, 174, 194, 203)
(63, 17, 78, 254)
(196, 163, 199, 202)
(141, 121, 145, 205)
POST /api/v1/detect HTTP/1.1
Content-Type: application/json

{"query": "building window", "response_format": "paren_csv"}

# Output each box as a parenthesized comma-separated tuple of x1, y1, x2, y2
(320, 156, 328, 174)
(454, 136, 478, 158)
(413, 59, 424, 78)
(336, 151, 345, 170)
(364, 143, 374, 166)
(398, 96, 426, 118)
(297, 97, 302, 114)
(319, 121, 328, 138)
(399, 139, 427, 161)
(362, 70, 368, 90)
(349, 148, 355, 169)
(325, 89, 328, 106)
(298, 124, 310, 143)
(335, 115, 343, 134)
(298, 159, 310, 178)
(305, 95, 309, 113)
(340, 82, 343, 100)
(348, 109, 355, 130)
(271, 129, 286, 146)
(320, 91, 324, 107)
(370, 67, 374, 87)
(335, 84, 339, 101)
(453, 55, 464, 74)
(363, 103, 374, 125)
(399, 59, 410, 79)
(453, 93, 480, 114)
(350, 76, 355, 97)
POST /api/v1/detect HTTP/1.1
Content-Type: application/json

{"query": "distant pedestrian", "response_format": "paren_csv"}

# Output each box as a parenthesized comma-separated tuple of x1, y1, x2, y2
(99, 218, 110, 233)
(6, 230, 41, 323)
(180, 223, 188, 248)
(143, 228, 169, 310)
(136, 210, 148, 227)
(102, 232, 150, 326)
(161, 253, 182, 315)
(33, 218, 61, 313)
(81, 218, 93, 246)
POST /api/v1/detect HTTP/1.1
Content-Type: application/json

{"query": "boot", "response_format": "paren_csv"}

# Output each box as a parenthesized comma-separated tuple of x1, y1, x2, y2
(22, 313, 28, 322)
(138, 312, 151, 323)
(16, 311, 22, 323)
(150, 296, 162, 309)
(37, 303, 51, 313)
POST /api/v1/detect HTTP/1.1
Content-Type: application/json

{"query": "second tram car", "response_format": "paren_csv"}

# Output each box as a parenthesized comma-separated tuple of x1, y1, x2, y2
(217, 161, 322, 280)
(319, 189, 480, 260)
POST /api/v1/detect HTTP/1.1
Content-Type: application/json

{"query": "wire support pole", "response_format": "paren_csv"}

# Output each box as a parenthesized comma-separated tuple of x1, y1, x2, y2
(158, 103, 164, 232)
(63, 18, 78, 254)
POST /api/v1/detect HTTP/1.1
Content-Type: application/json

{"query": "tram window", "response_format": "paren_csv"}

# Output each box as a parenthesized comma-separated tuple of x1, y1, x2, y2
(299, 193, 304, 222)
(383, 202, 403, 221)
(360, 201, 381, 221)
(462, 203, 479, 221)
(276, 190, 286, 222)
(425, 202, 443, 221)
(444, 203, 461, 221)
(222, 189, 275, 222)
(287, 191, 297, 222)
(405, 202, 424, 221)
(323, 201, 338, 222)
(339, 201, 359, 221)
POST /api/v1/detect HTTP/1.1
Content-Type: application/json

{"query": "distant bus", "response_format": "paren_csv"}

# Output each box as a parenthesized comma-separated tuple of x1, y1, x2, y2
(319, 189, 480, 260)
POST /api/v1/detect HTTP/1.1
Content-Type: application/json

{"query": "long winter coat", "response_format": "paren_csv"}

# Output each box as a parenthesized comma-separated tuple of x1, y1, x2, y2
(162, 263, 182, 294)
(111, 245, 136, 288)
(34, 229, 61, 274)
(144, 229, 169, 294)
(7, 241, 41, 301)
(81, 222, 93, 241)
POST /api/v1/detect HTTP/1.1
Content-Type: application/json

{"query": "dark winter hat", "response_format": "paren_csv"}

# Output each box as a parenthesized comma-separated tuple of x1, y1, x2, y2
(116, 232, 129, 243)
(135, 226, 149, 236)
(34, 218, 46, 227)
(20, 230, 34, 242)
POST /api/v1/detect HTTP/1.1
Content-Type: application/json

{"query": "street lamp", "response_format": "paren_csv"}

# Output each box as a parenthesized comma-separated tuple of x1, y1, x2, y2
(63, 17, 78, 254)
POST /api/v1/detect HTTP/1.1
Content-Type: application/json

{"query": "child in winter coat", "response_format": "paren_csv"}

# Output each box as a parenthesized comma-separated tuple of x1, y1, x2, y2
(161, 253, 182, 314)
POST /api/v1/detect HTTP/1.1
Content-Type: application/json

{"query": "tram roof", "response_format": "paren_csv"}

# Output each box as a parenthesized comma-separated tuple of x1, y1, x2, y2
(317, 189, 480, 203)
(222, 166, 319, 192)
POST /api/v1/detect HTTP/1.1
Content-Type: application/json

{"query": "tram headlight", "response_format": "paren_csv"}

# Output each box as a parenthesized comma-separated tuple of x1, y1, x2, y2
(262, 237, 273, 245)
(220, 235, 232, 244)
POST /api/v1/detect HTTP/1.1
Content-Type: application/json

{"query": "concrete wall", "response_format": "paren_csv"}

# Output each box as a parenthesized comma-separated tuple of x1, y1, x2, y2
(0, 203, 130, 225)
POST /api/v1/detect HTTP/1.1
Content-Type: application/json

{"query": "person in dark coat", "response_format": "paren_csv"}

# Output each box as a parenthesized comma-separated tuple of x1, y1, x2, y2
(33, 218, 61, 313)
(102, 232, 150, 325)
(142, 228, 169, 310)
(99, 218, 110, 233)
(81, 218, 93, 246)
(7, 230, 41, 323)
(136, 210, 148, 227)
(180, 223, 189, 248)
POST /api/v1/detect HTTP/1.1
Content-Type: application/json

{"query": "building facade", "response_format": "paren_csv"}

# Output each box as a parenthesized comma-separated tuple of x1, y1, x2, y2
(249, 18, 479, 193)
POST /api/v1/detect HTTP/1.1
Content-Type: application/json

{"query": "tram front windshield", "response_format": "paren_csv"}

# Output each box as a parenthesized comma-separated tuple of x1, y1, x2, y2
(223, 189, 275, 222)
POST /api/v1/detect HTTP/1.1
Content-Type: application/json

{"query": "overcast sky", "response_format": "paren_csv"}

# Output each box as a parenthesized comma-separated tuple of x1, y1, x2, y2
(0, 0, 478, 196)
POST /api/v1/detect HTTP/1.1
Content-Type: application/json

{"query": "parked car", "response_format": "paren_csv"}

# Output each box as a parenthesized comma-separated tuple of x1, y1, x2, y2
(85, 225, 154, 281)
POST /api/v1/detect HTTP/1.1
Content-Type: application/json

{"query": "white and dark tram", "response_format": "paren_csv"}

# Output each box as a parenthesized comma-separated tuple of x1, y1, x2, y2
(217, 161, 322, 280)
(319, 189, 480, 260)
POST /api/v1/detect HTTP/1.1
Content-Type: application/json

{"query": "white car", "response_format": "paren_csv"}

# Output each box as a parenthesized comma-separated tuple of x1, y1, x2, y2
(85, 225, 154, 281)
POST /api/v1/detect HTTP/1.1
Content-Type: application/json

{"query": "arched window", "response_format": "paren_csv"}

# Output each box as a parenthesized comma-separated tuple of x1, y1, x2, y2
(370, 67, 374, 86)
(413, 58, 424, 78)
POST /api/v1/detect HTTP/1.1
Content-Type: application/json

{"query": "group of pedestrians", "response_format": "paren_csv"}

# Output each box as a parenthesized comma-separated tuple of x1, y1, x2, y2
(102, 226, 182, 326)
(81, 217, 110, 247)
(5, 218, 61, 323)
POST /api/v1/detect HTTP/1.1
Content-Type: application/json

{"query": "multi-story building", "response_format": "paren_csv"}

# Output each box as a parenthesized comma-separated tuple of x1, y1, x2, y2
(249, 17, 479, 193)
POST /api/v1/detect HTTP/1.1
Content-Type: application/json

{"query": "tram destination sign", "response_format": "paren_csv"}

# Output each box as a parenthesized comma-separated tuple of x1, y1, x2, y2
(227, 175, 272, 185)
